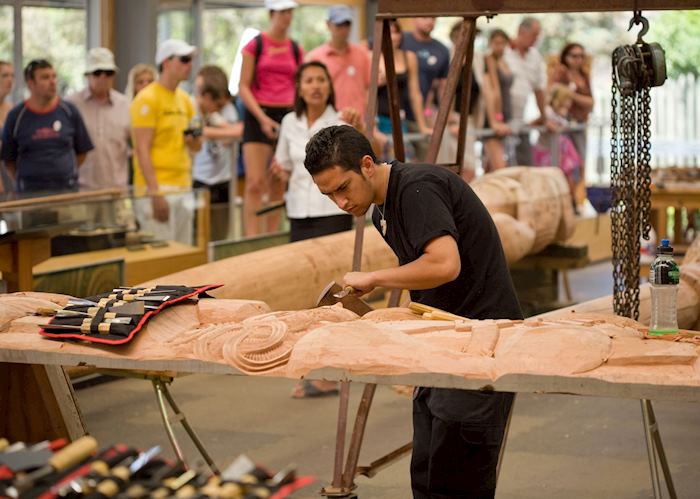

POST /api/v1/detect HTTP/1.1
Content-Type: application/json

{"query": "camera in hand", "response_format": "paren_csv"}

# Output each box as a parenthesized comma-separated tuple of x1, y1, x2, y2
(184, 127, 203, 137)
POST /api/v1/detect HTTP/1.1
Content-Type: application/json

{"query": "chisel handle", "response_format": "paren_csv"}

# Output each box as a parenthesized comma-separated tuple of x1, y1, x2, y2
(36, 307, 60, 316)
(80, 323, 112, 334)
(49, 435, 98, 471)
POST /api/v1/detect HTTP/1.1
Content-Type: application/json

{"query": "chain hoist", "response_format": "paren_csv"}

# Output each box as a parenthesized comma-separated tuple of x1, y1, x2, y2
(610, 11, 666, 320)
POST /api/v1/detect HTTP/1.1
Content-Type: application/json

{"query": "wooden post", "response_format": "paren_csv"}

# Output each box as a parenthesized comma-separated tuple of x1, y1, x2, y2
(427, 17, 477, 164)
(455, 18, 476, 175)
(381, 20, 405, 162)
(0, 363, 86, 442)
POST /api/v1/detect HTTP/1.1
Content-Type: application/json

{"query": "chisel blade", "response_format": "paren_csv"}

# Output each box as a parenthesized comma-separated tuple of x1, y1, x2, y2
(108, 301, 146, 315)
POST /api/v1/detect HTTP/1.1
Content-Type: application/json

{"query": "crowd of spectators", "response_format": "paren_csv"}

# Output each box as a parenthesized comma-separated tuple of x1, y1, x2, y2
(0, 4, 593, 232)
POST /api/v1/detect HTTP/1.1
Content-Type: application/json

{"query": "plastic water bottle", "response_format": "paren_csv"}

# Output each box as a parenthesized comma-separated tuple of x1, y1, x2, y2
(648, 239, 680, 336)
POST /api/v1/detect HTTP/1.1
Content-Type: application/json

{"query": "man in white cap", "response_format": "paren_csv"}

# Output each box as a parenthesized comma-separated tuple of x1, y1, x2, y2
(130, 39, 201, 241)
(306, 5, 370, 117)
(67, 47, 131, 190)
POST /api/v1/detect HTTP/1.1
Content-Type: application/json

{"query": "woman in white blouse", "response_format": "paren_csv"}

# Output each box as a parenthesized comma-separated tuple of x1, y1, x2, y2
(272, 61, 361, 398)
(272, 61, 362, 243)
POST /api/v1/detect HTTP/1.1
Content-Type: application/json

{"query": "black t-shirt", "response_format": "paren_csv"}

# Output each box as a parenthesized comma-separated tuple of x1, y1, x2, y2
(374, 161, 521, 427)
(373, 161, 522, 321)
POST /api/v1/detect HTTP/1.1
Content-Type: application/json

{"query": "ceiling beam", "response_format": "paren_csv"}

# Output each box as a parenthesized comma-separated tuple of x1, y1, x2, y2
(376, 0, 700, 17)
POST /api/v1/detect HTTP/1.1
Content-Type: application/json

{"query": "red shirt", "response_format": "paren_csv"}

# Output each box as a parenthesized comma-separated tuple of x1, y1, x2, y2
(243, 33, 302, 107)
(306, 42, 371, 115)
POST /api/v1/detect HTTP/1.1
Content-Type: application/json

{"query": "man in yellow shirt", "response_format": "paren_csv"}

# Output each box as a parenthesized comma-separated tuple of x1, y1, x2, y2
(131, 39, 202, 243)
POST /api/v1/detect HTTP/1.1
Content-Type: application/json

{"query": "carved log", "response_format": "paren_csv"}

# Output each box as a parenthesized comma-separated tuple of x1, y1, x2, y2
(139, 167, 574, 311)
(2, 294, 700, 403)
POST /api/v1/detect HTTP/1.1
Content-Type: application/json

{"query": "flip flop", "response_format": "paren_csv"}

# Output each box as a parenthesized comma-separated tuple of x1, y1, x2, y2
(291, 380, 339, 399)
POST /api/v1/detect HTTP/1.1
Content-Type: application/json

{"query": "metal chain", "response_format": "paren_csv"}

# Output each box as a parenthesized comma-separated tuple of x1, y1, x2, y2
(610, 44, 653, 320)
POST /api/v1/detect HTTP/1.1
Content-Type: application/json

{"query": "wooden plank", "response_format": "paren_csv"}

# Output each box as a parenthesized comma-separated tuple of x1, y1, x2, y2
(2, 331, 700, 403)
(42, 365, 87, 440)
(376, 0, 700, 17)
(300, 368, 700, 404)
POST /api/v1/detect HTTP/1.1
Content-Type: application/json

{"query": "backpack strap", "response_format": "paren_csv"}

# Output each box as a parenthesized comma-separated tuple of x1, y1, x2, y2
(252, 33, 264, 90)
(11, 106, 28, 141)
(291, 39, 301, 65)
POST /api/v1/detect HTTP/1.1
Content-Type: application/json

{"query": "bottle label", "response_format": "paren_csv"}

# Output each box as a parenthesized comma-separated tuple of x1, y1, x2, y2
(650, 260, 680, 285)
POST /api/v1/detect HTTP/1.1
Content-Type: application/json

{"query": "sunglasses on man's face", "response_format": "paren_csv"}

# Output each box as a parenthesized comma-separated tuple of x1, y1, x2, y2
(92, 70, 116, 77)
(178, 55, 193, 64)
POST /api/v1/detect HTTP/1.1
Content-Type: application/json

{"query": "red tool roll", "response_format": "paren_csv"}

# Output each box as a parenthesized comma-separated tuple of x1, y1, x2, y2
(39, 284, 222, 345)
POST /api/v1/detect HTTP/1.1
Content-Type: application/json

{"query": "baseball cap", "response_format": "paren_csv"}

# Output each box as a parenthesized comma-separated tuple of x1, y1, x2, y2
(155, 39, 197, 66)
(264, 0, 298, 11)
(85, 47, 118, 74)
(328, 5, 353, 25)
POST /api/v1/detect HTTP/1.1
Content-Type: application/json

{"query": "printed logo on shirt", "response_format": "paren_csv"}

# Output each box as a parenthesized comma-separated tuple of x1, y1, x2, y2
(31, 127, 60, 140)
(140, 104, 150, 115)
(427, 55, 438, 66)
(416, 49, 430, 61)
(347, 65, 356, 76)
(52, 120, 62, 131)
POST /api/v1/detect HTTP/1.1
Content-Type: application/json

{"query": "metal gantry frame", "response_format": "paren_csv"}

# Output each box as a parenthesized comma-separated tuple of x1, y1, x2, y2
(325, 1, 699, 497)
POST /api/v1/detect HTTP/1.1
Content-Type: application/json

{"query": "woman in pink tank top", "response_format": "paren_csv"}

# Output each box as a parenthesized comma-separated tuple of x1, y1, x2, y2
(239, 0, 302, 236)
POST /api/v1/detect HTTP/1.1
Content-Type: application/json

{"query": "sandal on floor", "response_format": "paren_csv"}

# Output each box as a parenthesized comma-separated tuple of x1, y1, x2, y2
(291, 380, 339, 399)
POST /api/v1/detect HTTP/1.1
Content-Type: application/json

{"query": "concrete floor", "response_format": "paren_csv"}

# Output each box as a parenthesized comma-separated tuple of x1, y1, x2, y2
(74, 262, 700, 498)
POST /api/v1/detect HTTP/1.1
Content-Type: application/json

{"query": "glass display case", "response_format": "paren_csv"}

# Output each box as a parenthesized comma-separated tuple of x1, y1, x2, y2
(0, 188, 210, 294)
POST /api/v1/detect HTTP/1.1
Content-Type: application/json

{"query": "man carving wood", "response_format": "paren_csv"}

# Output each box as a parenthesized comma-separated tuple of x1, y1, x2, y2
(305, 124, 523, 498)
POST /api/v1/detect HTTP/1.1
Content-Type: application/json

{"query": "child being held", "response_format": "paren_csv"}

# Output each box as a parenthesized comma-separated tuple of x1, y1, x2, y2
(533, 83, 581, 212)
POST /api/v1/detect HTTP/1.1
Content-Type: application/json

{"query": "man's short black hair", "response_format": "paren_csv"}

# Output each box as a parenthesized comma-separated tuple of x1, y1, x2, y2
(304, 125, 376, 176)
(24, 59, 52, 82)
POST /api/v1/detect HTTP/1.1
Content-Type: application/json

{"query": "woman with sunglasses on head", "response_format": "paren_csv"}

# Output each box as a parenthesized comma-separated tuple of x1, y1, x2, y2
(270, 61, 362, 397)
(239, 0, 303, 236)
(549, 42, 593, 206)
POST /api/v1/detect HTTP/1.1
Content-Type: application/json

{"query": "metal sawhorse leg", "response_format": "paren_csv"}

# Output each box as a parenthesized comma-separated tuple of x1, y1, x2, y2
(96, 369, 220, 476)
(151, 376, 221, 476)
(641, 399, 676, 499)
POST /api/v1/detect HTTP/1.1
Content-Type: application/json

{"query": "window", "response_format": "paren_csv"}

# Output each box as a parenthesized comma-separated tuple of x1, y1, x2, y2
(0, 5, 13, 64)
(22, 6, 86, 96)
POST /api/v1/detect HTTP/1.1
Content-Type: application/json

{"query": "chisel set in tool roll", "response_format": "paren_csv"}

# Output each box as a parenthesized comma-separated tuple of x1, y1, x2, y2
(37, 285, 221, 345)
(0, 436, 313, 498)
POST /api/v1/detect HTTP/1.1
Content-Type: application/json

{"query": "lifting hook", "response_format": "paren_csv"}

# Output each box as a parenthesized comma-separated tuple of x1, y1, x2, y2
(628, 10, 649, 44)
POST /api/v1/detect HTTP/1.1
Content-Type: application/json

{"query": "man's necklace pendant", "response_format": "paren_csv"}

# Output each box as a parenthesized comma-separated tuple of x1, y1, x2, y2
(380, 218, 387, 236)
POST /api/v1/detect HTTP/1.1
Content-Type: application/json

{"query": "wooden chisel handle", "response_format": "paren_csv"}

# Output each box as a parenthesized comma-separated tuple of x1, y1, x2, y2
(49, 435, 98, 471)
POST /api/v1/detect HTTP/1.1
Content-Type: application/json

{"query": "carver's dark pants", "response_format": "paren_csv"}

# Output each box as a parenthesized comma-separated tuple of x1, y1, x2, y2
(411, 387, 514, 499)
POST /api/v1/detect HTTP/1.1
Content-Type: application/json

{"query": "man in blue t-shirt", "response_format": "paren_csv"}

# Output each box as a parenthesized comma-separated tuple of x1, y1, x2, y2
(401, 17, 450, 161)
(401, 17, 450, 120)
(1, 59, 94, 193)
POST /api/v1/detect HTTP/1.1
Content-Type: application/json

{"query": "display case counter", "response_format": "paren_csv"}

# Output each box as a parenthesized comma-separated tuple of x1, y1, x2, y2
(0, 188, 209, 294)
